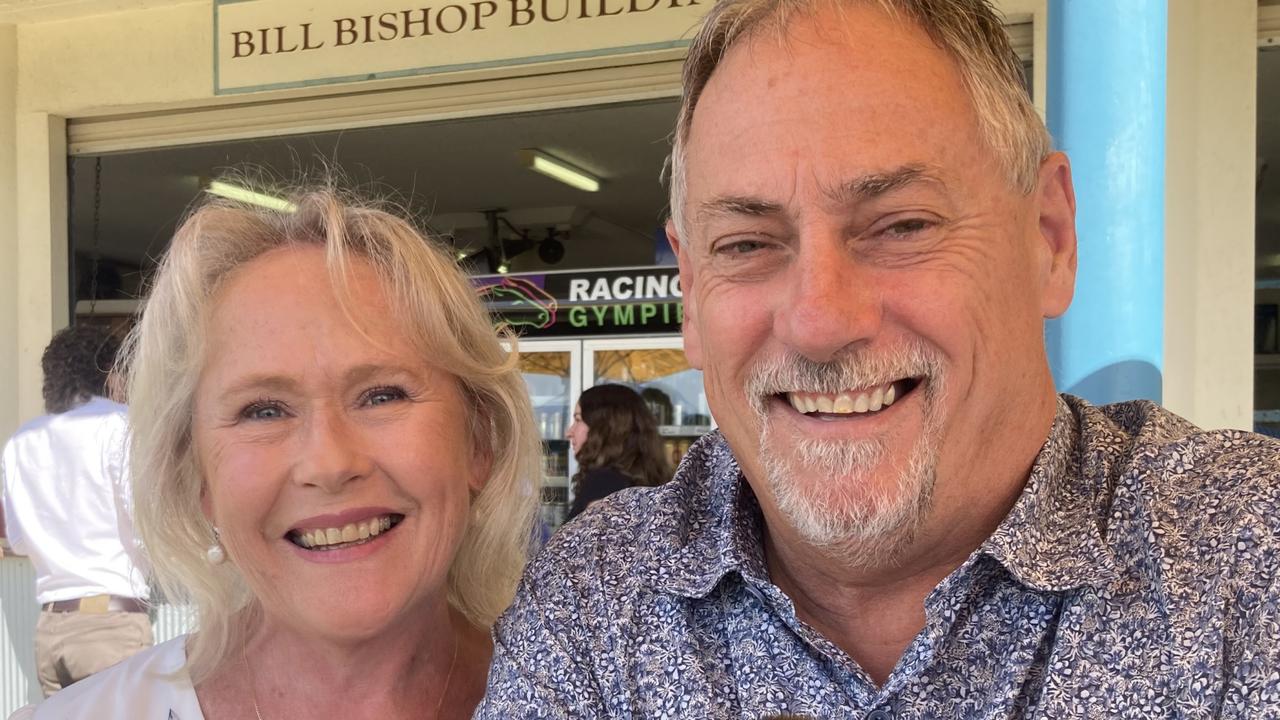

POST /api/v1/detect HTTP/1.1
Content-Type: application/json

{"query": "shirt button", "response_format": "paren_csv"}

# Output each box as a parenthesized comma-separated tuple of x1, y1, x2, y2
(867, 710, 892, 720)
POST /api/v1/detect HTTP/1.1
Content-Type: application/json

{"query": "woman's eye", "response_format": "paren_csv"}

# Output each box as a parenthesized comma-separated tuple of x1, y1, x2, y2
(363, 386, 408, 407)
(241, 401, 286, 421)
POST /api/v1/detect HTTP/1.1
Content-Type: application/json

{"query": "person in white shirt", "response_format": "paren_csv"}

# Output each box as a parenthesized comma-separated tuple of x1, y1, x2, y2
(2, 324, 152, 697)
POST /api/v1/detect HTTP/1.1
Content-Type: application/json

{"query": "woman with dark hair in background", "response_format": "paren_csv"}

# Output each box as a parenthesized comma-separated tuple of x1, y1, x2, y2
(565, 384, 672, 520)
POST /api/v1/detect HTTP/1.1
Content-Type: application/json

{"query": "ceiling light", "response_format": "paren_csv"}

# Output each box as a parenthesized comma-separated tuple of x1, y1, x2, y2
(496, 262, 510, 274)
(206, 181, 297, 213)
(519, 150, 600, 193)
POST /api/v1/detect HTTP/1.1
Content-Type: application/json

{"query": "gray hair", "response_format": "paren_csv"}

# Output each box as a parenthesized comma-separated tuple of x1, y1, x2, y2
(120, 179, 542, 682)
(668, 0, 1051, 234)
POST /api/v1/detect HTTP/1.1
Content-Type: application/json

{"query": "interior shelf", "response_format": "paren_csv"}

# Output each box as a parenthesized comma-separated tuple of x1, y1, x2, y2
(658, 424, 713, 436)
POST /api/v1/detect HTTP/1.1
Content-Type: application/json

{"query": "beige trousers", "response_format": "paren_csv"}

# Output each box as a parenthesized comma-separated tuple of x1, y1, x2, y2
(34, 609, 154, 697)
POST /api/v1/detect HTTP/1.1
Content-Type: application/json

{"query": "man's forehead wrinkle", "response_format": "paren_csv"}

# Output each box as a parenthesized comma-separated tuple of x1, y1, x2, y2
(696, 197, 787, 224)
(820, 165, 949, 206)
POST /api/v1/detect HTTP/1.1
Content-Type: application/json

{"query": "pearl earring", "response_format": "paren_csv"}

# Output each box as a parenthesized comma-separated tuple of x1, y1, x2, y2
(206, 528, 226, 565)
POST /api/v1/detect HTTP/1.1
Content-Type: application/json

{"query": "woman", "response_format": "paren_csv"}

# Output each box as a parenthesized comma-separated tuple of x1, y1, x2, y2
(565, 384, 671, 520)
(16, 183, 542, 718)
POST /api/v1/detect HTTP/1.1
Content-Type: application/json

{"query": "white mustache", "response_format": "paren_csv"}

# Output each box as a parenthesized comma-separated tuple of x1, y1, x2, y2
(744, 341, 945, 417)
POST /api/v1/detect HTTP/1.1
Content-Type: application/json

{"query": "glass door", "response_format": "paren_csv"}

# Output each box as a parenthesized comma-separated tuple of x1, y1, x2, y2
(513, 339, 581, 530)
(583, 337, 712, 471)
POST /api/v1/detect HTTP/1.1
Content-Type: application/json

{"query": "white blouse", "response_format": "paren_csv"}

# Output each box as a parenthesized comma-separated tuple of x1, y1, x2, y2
(11, 636, 204, 719)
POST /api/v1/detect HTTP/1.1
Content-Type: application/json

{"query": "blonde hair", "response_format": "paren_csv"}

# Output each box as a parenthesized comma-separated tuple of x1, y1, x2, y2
(121, 180, 542, 682)
(668, 0, 1052, 235)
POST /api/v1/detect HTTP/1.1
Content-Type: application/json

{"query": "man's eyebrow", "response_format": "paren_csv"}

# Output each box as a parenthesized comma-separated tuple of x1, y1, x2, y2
(695, 196, 786, 224)
(823, 165, 946, 205)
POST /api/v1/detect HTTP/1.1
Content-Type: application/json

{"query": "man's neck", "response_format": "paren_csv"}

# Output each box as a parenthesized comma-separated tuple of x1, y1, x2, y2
(764, 516, 989, 685)
(760, 394, 1060, 686)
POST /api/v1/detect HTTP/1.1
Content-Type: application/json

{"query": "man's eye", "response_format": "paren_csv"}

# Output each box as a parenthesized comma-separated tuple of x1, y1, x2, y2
(363, 386, 408, 407)
(881, 218, 934, 237)
(716, 239, 770, 255)
(241, 401, 286, 421)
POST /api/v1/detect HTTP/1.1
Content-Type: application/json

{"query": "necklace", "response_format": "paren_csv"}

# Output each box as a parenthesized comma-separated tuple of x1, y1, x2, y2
(243, 631, 460, 719)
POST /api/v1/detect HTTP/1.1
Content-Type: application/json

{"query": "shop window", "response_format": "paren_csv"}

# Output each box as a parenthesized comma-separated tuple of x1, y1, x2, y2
(68, 98, 679, 324)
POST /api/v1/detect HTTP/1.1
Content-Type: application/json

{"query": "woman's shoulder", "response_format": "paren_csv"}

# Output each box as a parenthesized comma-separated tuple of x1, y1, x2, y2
(583, 465, 634, 487)
(17, 635, 204, 720)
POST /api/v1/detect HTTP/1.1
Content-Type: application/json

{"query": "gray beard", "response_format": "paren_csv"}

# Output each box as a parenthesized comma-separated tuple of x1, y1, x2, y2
(760, 423, 938, 563)
(747, 343, 945, 562)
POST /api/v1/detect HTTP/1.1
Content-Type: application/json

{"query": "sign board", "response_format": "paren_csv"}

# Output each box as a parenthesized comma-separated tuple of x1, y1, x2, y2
(214, 0, 708, 94)
(474, 266, 682, 337)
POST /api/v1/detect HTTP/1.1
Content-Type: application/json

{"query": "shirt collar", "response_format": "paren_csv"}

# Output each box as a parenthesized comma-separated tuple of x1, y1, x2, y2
(653, 431, 770, 598)
(656, 395, 1123, 598)
(978, 395, 1123, 592)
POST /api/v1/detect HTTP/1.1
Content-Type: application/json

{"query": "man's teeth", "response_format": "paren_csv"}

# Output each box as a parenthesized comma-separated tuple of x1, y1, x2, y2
(296, 516, 394, 549)
(787, 383, 898, 415)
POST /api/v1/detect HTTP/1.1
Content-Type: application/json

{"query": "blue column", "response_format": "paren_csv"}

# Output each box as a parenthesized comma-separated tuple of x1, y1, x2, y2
(1044, 0, 1166, 404)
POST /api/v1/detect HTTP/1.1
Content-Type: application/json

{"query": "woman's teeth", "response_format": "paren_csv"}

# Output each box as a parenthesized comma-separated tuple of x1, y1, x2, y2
(294, 516, 394, 549)
(787, 382, 899, 415)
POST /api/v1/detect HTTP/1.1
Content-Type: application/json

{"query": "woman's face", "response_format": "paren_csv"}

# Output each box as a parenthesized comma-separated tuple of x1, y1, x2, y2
(192, 246, 486, 643)
(566, 403, 589, 455)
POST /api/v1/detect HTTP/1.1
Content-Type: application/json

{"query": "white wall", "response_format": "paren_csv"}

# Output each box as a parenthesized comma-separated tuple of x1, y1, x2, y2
(0, 24, 17, 440)
(1163, 1, 1258, 430)
(2, 3, 214, 434)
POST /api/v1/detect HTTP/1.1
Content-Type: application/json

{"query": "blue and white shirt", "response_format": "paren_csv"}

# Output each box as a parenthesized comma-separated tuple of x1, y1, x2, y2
(477, 396, 1280, 718)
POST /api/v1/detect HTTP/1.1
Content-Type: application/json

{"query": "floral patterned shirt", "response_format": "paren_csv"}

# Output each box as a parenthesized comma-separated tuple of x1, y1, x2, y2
(476, 396, 1280, 719)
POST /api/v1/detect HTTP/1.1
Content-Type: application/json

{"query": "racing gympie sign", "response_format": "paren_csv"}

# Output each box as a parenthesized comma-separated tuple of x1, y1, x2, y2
(473, 266, 683, 337)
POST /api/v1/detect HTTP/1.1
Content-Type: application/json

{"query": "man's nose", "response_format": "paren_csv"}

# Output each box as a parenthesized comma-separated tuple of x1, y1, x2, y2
(292, 406, 374, 493)
(773, 233, 882, 363)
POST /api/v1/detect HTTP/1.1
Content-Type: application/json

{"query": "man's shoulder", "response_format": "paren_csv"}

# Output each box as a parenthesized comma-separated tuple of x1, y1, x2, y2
(535, 478, 691, 589)
(6, 399, 126, 444)
(4, 413, 58, 447)
(65, 397, 129, 425)
(1081, 397, 1280, 562)
(1085, 398, 1280, 496)
(530, 432, 738, 599)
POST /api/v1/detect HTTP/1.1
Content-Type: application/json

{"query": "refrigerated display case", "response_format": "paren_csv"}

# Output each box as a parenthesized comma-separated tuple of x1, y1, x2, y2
(515, 340, 581, 530)
(584, 337, 712, 471)
(514, 336, 712, 531)
(484, 266, 712, 530)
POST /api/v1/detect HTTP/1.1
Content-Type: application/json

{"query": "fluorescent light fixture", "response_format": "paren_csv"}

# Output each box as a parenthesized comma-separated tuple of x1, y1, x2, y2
(519, 150, 600, 193)
(206, 181, 297, 213)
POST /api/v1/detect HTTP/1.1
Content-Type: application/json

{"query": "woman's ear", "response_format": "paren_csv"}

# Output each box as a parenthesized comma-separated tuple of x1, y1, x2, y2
(467, 411, 496, 496)
(200, 486, 214, 524)
(468, 444, 494, 496)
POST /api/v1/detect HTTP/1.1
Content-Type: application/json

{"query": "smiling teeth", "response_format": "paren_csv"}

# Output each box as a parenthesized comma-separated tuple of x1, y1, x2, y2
(297, 516, 393, 549)
(787, 383, 900, 416)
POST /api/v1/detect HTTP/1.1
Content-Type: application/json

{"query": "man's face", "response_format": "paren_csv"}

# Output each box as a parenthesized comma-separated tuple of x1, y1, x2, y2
(671, 7, 1075, 554)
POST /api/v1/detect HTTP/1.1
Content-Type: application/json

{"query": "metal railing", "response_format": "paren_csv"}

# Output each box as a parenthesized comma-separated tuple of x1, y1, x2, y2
(0, 555, 192, 715)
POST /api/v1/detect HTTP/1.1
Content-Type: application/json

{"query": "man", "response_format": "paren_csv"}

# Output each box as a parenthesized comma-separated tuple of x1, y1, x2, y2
(2, 325, 151, 697)
(478, 0, 1280, 717)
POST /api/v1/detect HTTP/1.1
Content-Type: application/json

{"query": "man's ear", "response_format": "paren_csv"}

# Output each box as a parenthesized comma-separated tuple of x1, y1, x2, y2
(667, 219, 703, 370)
(1034, 152, 1078, 319)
